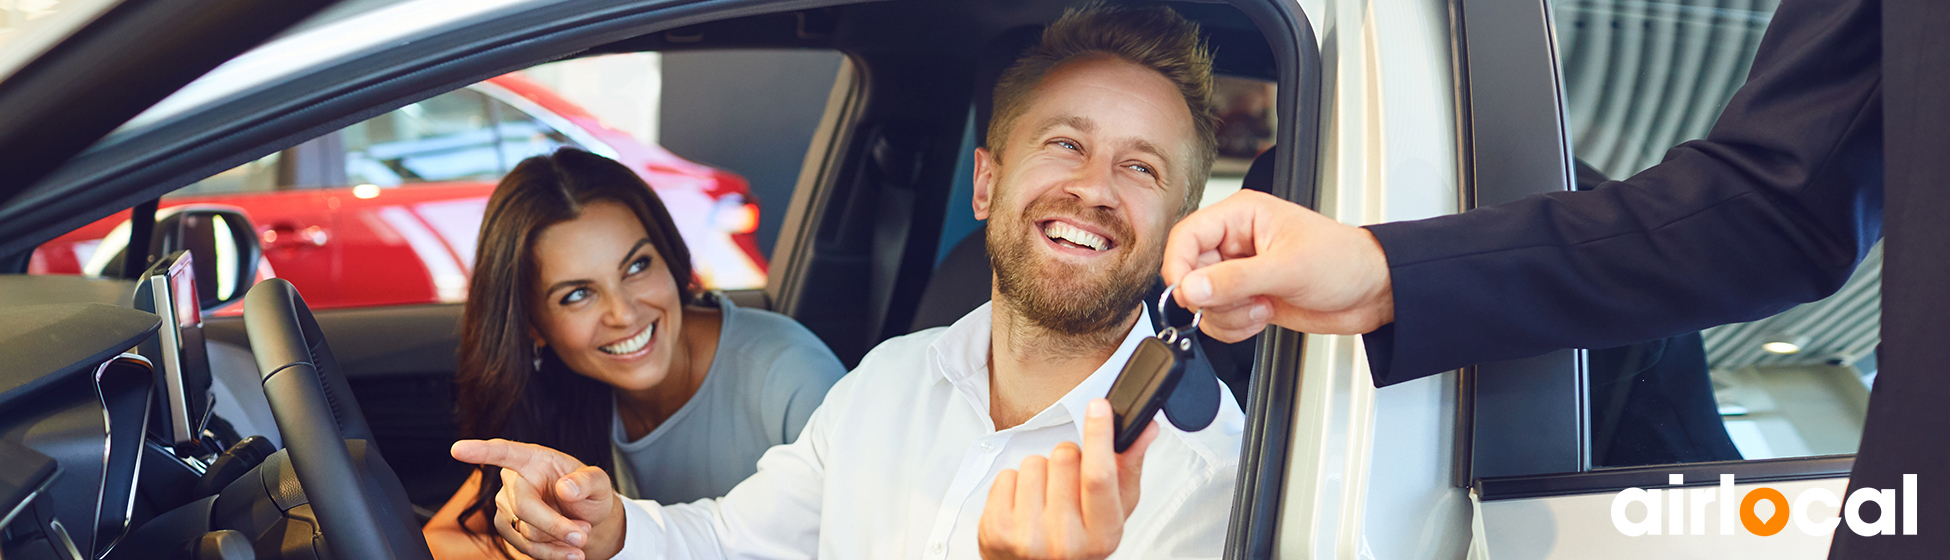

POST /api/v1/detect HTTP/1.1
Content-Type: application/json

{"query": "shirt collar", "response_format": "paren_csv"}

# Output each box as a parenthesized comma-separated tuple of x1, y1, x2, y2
(928, 302, 1156, 437)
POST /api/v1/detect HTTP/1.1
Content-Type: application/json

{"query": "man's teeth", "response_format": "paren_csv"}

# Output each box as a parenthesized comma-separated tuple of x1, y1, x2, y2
(601, 325, 654, 355)
(1042, 222, 1108, 251)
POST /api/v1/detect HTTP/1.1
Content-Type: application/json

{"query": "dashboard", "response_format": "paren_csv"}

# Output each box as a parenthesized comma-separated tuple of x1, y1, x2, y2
(0, 292, 160, 559)
(0, 272, 266, 560)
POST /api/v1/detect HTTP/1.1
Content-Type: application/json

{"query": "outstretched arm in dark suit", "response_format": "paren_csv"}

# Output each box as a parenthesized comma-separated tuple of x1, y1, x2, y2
(1164, 0, 1884, 387)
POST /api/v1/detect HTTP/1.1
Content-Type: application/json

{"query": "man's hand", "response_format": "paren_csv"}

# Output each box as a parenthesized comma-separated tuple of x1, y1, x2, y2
(978, 399, 1159, 560)
(451, 439, 627, 560)
(1161, 189, 1395, 342)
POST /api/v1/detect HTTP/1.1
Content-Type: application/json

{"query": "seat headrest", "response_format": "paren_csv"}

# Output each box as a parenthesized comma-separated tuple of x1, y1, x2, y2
(1241, 146, 1278, 193)
(909, 225, 994, 333)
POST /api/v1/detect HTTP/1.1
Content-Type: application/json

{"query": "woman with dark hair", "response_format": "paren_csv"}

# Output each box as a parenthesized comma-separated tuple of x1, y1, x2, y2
(423, 148, 845, 559)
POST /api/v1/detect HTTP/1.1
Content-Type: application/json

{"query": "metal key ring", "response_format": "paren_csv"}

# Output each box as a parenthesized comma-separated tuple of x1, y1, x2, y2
(1158, 283, 1204, 333)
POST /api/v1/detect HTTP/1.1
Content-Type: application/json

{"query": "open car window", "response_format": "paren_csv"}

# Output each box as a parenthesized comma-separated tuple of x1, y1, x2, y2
(27, 51, 845, 311)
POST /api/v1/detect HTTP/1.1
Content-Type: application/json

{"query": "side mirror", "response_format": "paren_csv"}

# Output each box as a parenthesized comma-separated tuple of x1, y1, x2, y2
(98, 206, 263, 311)
(158, 208, 261, 310)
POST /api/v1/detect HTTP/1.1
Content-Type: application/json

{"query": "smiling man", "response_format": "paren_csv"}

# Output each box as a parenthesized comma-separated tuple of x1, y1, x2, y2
(453, 4, 1244, 559)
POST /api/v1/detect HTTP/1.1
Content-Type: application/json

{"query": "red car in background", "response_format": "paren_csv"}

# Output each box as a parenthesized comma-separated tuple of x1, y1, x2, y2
(30, 73, 768, 311)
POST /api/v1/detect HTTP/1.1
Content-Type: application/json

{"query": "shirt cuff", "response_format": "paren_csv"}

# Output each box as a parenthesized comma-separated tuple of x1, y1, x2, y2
(619, 499, 667, 555)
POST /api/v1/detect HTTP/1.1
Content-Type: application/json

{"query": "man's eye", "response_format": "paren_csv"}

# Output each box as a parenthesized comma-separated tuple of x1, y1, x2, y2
(627, 255, 652, 275)
(560, 287, 591, 305)
(1126, 163, 1156, 177)
(1052, 139, 1081, 151)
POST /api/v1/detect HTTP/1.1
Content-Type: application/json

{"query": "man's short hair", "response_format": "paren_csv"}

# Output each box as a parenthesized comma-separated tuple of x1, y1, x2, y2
(989, 2, 1219, 213)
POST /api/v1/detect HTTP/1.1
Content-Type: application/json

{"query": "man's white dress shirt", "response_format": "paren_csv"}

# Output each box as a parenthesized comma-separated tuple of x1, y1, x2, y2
(616, 303, 1246, 559)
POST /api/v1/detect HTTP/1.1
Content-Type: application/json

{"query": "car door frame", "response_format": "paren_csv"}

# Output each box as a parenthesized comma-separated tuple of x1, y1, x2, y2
(1217, 2, 1321, 557)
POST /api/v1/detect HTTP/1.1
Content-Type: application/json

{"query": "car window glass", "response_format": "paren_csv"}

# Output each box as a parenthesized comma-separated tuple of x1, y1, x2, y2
(655, 49, 843, 265)
(1551, 0, 1874, 468)
(30, 51, 843, 311)
(488, 97, 579, 168)
(343, 89, 501, 186)
(165, 89, 572, 200)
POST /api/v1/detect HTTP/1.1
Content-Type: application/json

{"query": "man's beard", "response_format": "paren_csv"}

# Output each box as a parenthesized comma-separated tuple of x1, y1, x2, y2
(989, 196, 1156, 337)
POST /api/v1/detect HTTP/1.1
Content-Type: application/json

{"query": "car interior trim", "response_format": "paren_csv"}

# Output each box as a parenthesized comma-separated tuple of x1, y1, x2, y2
(0, 438, 58, 534)
(204, 304, 464, 379)
(0, 302, 160, 409)
(88, 354, 155, 559)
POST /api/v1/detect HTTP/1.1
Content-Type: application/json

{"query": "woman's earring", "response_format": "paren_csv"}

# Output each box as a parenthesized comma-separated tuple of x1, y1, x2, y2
(532, 344, 544, 371)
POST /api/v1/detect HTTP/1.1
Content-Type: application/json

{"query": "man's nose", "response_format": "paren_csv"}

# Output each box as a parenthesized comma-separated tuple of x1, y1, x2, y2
(1059, 160, 1119, 208)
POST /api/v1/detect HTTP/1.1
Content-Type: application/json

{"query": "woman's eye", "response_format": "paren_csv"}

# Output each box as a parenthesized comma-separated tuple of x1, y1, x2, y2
(559, 287, 591, 305)
(626, 255, 652, 275)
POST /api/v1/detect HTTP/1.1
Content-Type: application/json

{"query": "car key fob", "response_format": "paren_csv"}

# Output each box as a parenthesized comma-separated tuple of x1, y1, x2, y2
(1108, 332, 1194, 452)
(1106, 285, 1202, 453)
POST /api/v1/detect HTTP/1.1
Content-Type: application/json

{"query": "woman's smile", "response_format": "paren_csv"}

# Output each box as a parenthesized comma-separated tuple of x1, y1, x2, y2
(599, 322, 657, 356)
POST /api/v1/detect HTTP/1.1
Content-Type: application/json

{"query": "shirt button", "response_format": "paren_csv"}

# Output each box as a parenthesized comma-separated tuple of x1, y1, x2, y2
(930, 542, 945, 555)
(979, 441, 994, 452)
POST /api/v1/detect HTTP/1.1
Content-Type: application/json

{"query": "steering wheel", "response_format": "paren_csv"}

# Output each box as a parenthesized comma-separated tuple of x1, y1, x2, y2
(243, 279, 433, 560)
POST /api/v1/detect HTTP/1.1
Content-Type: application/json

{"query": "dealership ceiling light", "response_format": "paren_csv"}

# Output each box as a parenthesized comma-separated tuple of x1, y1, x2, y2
(1762, 334, 1811, 355)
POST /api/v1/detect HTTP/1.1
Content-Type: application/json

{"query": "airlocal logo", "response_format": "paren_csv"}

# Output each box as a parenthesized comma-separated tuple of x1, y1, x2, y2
(1611, 474, 1918, 537)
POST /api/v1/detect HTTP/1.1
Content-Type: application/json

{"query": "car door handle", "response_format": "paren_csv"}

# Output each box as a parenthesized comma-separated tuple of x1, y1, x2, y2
(262, 223, 328, 250)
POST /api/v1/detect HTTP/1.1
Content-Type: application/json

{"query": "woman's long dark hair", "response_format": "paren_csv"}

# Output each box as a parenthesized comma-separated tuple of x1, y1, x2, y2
(456, 148, 694, 547)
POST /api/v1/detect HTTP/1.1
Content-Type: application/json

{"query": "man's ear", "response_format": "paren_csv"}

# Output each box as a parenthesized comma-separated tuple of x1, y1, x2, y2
(972, 146, 997, 221)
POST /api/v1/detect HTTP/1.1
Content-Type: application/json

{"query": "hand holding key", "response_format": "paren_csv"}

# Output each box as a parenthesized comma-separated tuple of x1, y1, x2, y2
(978, 399, 1159, 560)
(1161, 190, 1394, 341)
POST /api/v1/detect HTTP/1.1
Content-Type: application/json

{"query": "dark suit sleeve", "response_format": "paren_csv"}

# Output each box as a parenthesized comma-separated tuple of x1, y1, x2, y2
(1360, 0, 1885, 387)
